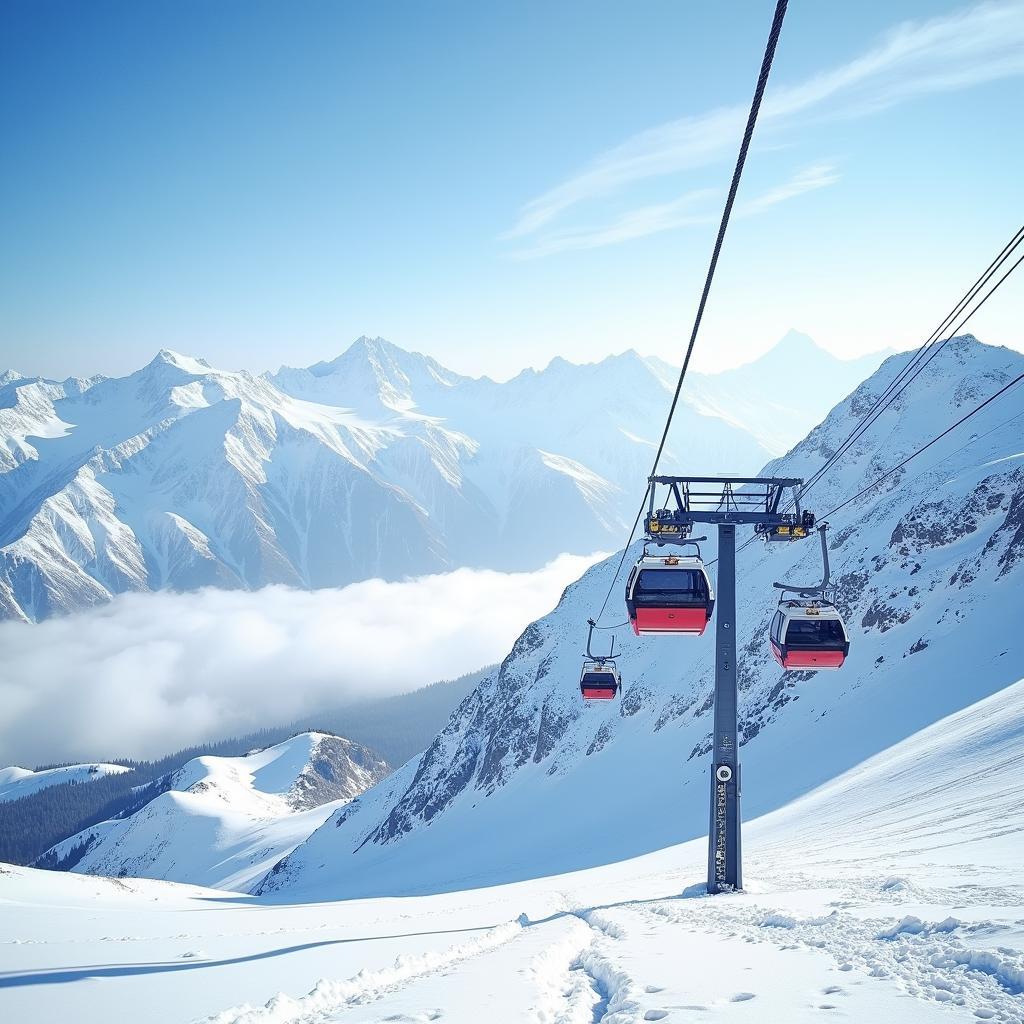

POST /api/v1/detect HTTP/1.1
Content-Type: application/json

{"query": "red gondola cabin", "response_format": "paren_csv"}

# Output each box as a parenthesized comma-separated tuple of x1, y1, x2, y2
(579, 660, 621, 700)
(625, 554, 715, 636)
(769, 601, 849, 670)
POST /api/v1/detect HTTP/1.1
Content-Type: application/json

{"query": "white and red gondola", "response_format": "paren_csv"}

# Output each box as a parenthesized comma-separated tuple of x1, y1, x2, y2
(769, 600, 849, 670)
(625, 542, 714, 636)
(579, 659, 621, 700)
(579, 618, 622, 700)
(768, 523, 850, 671)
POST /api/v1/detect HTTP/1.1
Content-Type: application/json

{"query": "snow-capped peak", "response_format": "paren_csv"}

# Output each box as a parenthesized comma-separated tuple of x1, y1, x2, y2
(37, 732, 390, 891)
(772, 327, 822, 353)
(149, 349, 214, 375)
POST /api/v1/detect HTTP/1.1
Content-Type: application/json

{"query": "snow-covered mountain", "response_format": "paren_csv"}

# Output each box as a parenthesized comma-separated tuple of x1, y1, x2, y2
(0, 762, 132, 803)
(0, 333, 882, 621)
(39, 732, 388, 891)
(258, 335, 1024, 900)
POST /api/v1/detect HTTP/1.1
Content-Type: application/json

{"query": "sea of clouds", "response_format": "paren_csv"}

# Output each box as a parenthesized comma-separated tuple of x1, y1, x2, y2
(0, 553, 603, 766)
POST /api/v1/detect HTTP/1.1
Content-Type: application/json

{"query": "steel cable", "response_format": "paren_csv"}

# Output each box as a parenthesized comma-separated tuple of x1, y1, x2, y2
(590, 0, 790, 625)
(796, 225, 1024, 503)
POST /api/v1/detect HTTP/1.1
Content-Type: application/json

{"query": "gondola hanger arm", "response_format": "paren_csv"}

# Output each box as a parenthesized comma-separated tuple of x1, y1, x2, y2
(585, 618, 615, 661)
(773, 523, 831, 597)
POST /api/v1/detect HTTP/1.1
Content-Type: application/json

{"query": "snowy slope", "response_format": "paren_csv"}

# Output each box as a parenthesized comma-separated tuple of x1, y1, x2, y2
(259, 334, 1024, 900)
(0, 762, 131, 803)
(40, 733, 388, 891)
(0, 333, 876, 620)
(2, 676, 1023, 1024)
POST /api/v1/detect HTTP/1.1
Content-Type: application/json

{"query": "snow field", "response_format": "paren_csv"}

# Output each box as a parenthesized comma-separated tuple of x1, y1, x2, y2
(198, 881, 1024, 1023)
(3, 825, 1023, 1024)
(206, 921, 524, 1024)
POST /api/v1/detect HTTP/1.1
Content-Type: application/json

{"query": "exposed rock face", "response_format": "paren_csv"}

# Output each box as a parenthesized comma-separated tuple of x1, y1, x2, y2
(285, 734, 390, 810)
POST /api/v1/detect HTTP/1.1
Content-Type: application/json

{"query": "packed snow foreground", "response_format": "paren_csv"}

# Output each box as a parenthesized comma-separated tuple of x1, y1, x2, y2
(3, 337, 1024, 1022)
(2, 680, 1023, 1023)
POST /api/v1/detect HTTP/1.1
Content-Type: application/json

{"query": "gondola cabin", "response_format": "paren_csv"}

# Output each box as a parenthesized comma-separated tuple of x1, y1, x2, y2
(579, 660, 621, 700)
(625, 554, 715, 636)
(769, 601, 849, 670)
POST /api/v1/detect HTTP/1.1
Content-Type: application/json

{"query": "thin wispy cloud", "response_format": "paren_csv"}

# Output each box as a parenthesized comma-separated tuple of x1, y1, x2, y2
(505, 1, 1024, 250)
(512, 163, 839, 259)
(740, 162, 840, 216)
(513, 187, 718, 260)
(503, 107, 745, 242)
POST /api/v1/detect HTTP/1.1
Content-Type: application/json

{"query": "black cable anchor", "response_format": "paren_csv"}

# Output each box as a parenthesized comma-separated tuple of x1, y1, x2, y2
(584, 617, 616, 661)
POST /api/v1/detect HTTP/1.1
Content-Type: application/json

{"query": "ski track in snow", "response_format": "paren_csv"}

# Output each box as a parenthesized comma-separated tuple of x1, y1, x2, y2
(3, 839, 1023, 1024)
(195, 886, 1024, 1024)
(203, 921, 524, 1024)
(558, 894, 1024, 1024)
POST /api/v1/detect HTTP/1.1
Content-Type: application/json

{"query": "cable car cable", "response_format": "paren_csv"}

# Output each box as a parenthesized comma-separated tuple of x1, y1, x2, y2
(588, 0, 790, 625)
(708, 385, 1024, 606)
(796, 225, 1024, 503)
(920, 405, 1024, 473)
(647, 0, 788, 481)
(592, 485, 651, 624)
(797, 225, 1024, 501)
(819, 368, 1024, 522)
(798, 243, 1024, 506)
(827, 400, 1024, 529)
(712, 245, 1024, 569)
(710, 250, 1024, 572)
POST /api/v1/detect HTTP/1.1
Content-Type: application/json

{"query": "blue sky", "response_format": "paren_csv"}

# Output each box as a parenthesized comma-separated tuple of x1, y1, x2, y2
(1, 0, 1022, 381)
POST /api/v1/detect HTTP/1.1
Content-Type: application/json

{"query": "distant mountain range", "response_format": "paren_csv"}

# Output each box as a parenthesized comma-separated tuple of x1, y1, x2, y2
(0, 669, 484, 868)
(0, 332, 885, 621)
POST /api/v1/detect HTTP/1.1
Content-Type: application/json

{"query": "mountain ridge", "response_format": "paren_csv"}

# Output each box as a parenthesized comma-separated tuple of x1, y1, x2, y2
(0, 332, 888, 621)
